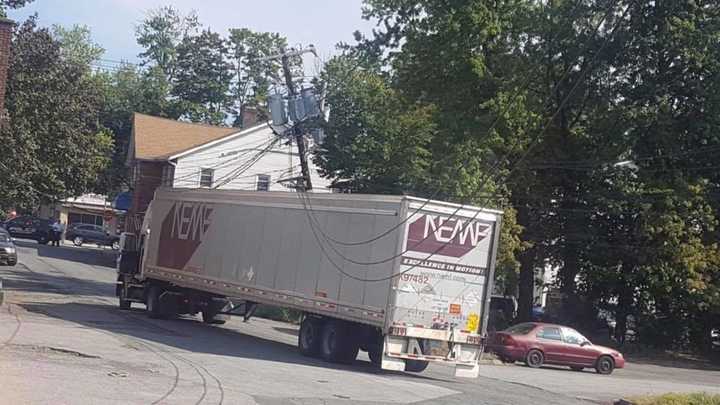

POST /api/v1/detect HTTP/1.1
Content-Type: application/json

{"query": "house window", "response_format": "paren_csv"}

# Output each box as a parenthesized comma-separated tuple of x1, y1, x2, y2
(256, 174, 271, 191)
(200, 168, 214, 188)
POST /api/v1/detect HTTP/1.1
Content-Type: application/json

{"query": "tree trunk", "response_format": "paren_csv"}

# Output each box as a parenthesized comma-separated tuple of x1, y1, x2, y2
(517, 247, 535, 322)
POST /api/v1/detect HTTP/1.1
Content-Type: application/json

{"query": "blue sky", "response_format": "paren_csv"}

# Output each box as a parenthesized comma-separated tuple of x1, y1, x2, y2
(8, 0, 377, 65)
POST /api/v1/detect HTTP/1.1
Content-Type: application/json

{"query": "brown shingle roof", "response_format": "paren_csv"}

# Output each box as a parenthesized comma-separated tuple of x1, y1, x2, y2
(131, 113, 238, 161)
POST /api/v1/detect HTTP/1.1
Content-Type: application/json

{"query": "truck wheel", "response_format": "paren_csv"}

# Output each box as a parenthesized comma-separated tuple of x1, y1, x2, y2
(320, 320, 359, 364)
(201, 308, 226, 325)
(367, 343, 382, 366)
(146, 284, 165, 319)
(8, 259, 17, 267)
(298, 317, 322, 357)
(118, 284, 131, 310)
(404, 359, 429, 372)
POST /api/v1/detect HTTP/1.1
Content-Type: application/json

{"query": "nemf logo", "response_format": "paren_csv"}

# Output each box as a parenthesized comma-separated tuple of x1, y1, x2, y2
(406, 214, 491, 258)
(170, 202, 213, 242)
(158, 202, 214, 270)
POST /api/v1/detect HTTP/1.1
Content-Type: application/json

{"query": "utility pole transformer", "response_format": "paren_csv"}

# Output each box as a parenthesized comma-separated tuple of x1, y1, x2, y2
(280, 51, 313, 191)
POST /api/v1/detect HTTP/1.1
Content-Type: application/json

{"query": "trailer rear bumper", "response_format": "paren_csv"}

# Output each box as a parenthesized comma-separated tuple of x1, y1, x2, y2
(381, 334, 482, 378)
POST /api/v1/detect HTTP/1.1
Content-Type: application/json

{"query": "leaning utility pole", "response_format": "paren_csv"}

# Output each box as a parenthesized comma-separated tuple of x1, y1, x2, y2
(279, 51, 313, 191)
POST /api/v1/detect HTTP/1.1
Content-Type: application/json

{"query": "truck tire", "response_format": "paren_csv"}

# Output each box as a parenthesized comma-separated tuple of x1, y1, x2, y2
(404, 359, 429, 372)
(146, 284, 165, 319)
(367, 343, 382, 366)
(201, 308, 227, 325)
(119, 287, 132, 310)
(298, 316, 322, 357)
(320, 320, 359, 364)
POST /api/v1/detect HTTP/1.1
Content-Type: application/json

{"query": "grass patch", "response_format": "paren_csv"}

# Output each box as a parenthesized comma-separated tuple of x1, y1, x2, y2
(253, 305, 302, 324)
(629, 393, 720, 405)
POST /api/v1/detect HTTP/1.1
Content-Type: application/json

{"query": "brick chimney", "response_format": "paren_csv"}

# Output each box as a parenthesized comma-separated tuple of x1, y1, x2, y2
(0, 18, 14, 118)
(242, 106, 260, 128)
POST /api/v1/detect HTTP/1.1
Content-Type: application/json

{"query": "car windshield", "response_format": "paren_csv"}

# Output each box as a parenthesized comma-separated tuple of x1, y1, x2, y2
(504, 323, 536, 335)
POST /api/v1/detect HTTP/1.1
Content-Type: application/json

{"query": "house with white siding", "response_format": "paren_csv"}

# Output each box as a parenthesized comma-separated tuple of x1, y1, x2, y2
(125, 113, 330, 232)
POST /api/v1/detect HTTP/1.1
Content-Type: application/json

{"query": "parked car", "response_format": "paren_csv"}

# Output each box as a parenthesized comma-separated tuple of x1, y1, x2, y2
(0, 229, 17, 266)
(65, 223, 120, 249)
(488, 322, 625, 375)
(3, 216, 52, 244)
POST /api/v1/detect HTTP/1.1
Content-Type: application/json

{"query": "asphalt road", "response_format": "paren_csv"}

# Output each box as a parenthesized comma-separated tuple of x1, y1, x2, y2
(1, 240, 719, 405)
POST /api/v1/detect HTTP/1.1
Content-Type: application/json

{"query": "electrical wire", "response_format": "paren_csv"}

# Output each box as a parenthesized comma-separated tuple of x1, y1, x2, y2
(212, 138, 280, 189)
(298, 0, 625, 267)
(297, 0, 631, 281)
(295, 0, 615, 249)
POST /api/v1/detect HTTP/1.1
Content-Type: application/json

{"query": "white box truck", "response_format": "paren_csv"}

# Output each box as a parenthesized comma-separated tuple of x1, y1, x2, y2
(116, 188, 503, 377)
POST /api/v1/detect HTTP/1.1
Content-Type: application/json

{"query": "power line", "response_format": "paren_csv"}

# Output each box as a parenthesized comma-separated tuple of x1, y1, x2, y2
(295, 0, 615, 249)
(299, 0, 627, 269)
(297, 0, 630, 281)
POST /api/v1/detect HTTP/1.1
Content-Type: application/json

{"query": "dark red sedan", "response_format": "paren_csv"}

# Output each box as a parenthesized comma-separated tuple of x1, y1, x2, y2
(488, 322, 625, 374)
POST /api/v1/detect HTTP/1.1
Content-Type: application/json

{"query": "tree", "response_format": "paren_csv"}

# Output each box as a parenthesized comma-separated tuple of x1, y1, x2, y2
(51, 24, 104, 68)
(0, 0, 33, 17)
(172, 29, 233, 125)
(0, 17, 112, 210)
(135, 6, 198, 79)
(227, 28, 288, 127)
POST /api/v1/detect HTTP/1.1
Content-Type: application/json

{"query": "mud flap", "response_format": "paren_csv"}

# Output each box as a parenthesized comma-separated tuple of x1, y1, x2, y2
(455, 363, 480, 378)
(453, 344, 481, 378)
(380, 335, 406, 371)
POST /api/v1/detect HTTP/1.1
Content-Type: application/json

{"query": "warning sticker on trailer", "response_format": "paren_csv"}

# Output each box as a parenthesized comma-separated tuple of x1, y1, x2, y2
(466, 313, 479, 333)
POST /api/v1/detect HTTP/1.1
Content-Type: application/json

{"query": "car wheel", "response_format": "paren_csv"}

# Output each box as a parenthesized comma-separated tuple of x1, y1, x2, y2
(595, 355, 614, 375)
(570, 366, 584, 371)
(73, 236, 83, 247)
(298, 316, 323, 357)
(111, 240, 120, 250)
(525, 349, 544, 368)
(38, 235, 48, 245)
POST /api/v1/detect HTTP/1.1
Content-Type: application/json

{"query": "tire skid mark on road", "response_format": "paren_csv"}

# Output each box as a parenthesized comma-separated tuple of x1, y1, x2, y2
(92, 327, 182, 405)
(96, 297, 224, 405)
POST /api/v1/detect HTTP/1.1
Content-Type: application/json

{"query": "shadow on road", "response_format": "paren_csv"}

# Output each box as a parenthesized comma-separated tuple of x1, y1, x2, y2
(18, 300, 449, 384)
(15, 240, 116, 268)
(12, 293, 445, 385)
(0, 263, 115, 297)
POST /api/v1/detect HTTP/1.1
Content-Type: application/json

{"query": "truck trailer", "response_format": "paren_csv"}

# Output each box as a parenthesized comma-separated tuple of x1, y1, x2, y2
(116, 188, 503, 377)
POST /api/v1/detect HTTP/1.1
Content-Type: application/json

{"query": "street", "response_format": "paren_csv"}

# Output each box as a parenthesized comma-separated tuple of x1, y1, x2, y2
(1, 241, 719, 405)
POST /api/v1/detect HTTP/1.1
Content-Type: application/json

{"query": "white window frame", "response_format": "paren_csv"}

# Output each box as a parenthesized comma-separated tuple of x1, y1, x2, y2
(256, 174, 271, 191)
(199, 168, 214, 188)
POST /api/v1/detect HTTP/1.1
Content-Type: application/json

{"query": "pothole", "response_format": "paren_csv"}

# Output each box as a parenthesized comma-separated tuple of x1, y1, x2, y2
(10, 344, 101, 359)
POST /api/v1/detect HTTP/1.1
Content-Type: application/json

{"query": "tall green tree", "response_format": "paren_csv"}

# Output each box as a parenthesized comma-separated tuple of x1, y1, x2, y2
(172, 29, 233, 125)
(135, 6, 198, 79)
(51, 24, 104, 68)
(227, 29, 288, 127)
(0, 0, 33, 17)
(0, 17, 112, 210)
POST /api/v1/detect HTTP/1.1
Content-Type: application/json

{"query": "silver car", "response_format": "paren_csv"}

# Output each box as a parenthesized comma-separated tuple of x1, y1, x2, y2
(0, 230, 17, 266)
